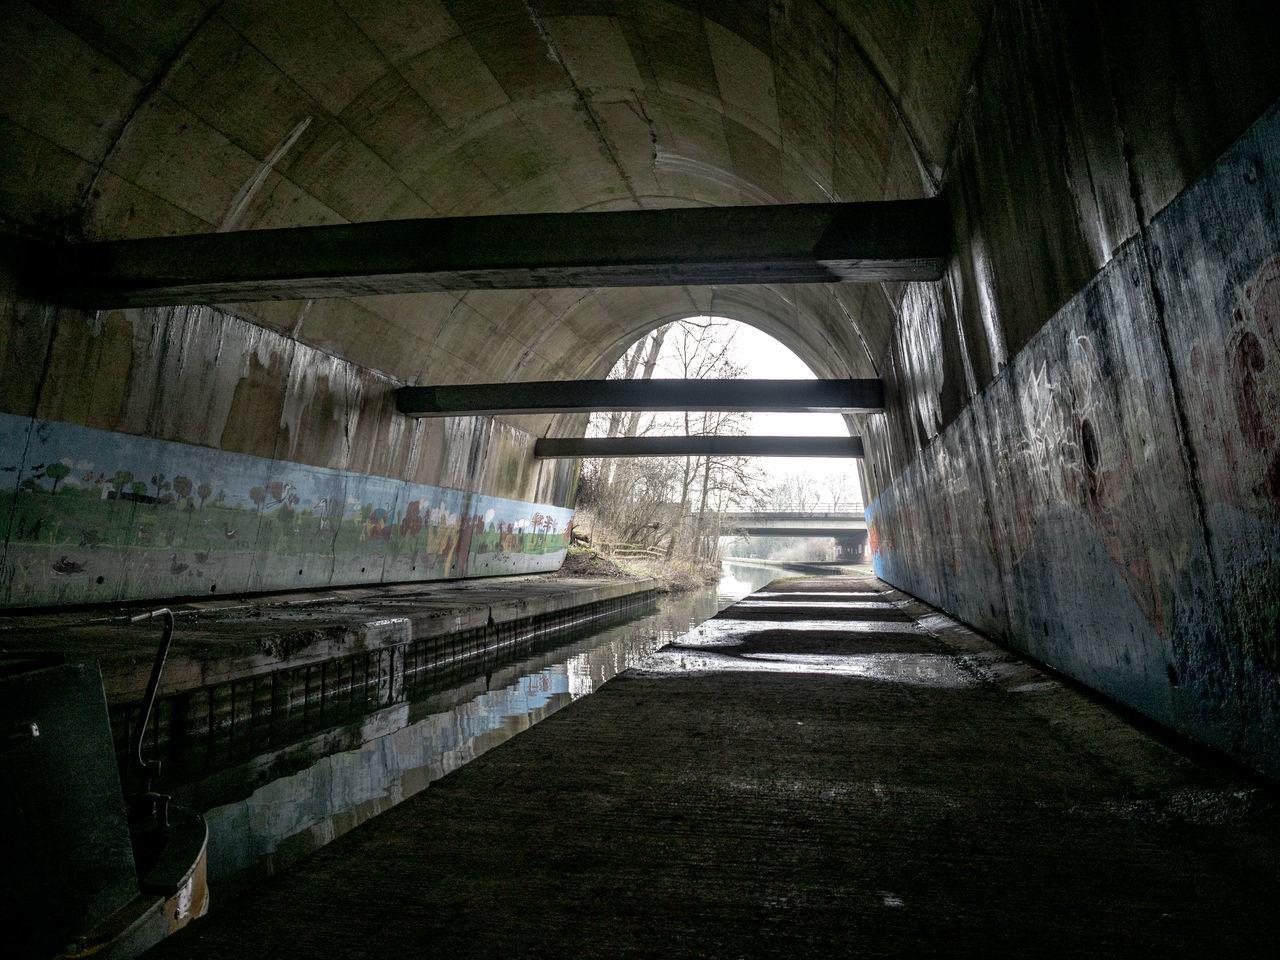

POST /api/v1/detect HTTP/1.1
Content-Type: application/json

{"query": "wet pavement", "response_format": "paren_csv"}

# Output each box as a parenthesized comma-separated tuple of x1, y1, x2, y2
(142, 576, 1280, 958)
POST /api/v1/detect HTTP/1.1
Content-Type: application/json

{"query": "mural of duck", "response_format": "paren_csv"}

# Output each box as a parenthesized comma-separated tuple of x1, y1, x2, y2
(52, 556, 85, 575)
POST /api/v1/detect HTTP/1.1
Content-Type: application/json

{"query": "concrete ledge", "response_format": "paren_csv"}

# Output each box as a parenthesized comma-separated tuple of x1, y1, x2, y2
(0, 575, 658, 704)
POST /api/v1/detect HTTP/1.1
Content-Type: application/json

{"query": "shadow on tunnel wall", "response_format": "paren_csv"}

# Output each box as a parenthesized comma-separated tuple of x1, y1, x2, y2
(868, 98, 1280, 778)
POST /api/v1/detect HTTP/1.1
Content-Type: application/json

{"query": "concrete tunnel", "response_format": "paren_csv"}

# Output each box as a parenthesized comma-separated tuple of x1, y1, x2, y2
(2, 0, 1280, 809)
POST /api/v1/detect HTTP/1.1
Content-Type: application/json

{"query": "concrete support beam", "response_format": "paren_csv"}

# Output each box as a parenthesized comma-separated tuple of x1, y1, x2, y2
(726, 525, 862, 537)
(721, 514, 868, 536)
(534, 436, 864, 459)
(397, 379, 883, 417)
(31, 200, 949, 307)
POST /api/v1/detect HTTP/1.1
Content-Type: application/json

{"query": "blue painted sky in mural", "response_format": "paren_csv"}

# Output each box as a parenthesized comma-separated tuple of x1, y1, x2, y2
(0, 412, 572, 530)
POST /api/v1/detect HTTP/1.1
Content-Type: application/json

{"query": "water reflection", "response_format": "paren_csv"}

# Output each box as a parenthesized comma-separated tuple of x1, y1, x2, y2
(633, 649, 975, 685)
(184, 561, 779, 887)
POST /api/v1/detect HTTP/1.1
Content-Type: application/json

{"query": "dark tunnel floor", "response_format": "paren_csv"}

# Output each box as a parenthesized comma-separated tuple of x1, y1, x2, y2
(143, 576, 1280, 959)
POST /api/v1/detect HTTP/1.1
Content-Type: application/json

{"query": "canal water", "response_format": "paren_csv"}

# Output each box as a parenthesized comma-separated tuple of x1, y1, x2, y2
(176, 561, 782, 891)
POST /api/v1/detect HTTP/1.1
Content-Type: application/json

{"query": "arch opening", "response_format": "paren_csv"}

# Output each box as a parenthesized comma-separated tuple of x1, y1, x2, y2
(572, 316, 865, 566)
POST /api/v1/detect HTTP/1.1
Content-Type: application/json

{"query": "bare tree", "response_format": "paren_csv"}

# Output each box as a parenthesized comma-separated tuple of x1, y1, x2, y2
(760, 471, 825, 513)
(600, 323, 671, 487)
(604, 323, 670, 440)
(602, 337, 645, 440)
(657, 320, 759, 560)
(580, 318, 762, 561)
(624, 323, 669, 437)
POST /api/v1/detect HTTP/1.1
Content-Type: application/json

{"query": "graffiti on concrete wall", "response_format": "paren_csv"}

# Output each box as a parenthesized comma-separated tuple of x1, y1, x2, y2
(0, 413, 573, 608)
(1183, 254, 1280, 511)
(1172, 253, 1280, 674)
(867, 99, 1280, 776)
(1235, 258, 1280, 502)
(991, 325, 1188, 635)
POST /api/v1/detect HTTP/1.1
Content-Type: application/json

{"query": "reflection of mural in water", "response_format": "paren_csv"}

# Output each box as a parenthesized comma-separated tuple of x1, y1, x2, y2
(0, 413, 572, 608)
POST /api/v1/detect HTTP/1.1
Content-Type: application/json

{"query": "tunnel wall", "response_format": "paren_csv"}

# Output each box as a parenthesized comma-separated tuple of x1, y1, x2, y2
(0, 294, 578, 609)
(866, 9, 1280, 775)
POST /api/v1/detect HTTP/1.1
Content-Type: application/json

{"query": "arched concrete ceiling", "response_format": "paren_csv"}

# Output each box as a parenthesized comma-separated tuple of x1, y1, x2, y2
(2, 0, 993, 383)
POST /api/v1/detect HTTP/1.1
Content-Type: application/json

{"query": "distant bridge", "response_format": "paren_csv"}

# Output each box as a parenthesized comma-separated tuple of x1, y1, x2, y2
(720, 503, 866, 538)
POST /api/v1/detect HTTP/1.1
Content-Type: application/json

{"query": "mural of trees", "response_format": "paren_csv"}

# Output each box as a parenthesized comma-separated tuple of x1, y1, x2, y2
(45, 462, 70, 492)
(400, 501, 424, 537)
(1, 411, 573, 608)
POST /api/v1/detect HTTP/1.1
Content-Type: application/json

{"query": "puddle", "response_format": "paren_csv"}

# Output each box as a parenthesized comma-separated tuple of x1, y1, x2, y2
(734, 598, 899, 610)
(683, 617, 925, 644)
(633, 649, 976, 686)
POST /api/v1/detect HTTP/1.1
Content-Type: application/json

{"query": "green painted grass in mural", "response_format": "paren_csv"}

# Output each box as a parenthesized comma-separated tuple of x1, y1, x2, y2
(0, 412, 573, 607)
(2, 489, 567, 560)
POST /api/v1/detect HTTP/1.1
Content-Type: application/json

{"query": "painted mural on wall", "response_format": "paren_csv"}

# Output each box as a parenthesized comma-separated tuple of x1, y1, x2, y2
(867, 99, 1280, 777)
(0, 413, 573, 608)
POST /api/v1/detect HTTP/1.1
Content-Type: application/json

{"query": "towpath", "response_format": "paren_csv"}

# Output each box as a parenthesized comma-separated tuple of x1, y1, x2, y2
(144, 576, 1280, 957)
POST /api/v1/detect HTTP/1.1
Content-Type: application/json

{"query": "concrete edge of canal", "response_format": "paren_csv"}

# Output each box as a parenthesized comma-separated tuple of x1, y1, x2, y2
(0, 574, 661, 705)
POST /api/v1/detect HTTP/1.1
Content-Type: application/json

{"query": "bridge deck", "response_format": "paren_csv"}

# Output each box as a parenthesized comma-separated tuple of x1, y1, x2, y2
(721, 508, 867, 537)
(148, 577, 1280, 958)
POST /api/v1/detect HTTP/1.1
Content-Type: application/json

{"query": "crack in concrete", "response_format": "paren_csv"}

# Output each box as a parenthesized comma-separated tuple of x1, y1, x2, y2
(78, 0, 228, 237)
(220, 117, 312, 233)
(1101, 21, 1226, 614)
(521, 0, 641, 206)
(626, 91, 661, 185)
(521, 0, 561, 65)
(812, 0, 941, 195)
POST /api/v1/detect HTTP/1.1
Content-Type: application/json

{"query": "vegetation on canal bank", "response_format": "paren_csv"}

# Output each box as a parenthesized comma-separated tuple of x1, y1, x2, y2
(553, 546, 721, 593)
